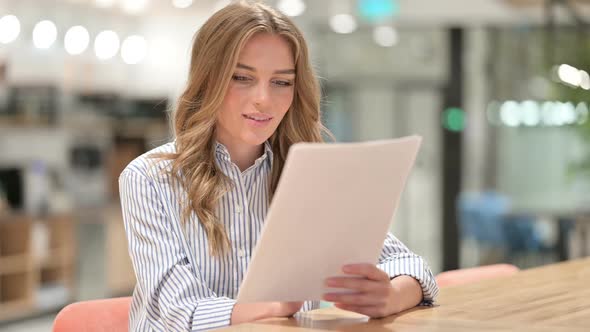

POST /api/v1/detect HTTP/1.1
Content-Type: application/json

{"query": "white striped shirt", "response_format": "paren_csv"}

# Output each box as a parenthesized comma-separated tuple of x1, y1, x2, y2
(119, 140, 439, 331)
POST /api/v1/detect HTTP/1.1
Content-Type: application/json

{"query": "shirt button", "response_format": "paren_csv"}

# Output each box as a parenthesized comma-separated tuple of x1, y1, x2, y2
(238, 248, 245, 257)
(235, 205, 242, 214)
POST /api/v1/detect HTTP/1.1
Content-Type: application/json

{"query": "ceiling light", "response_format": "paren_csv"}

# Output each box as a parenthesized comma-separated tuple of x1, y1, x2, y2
(33, 20, 58, 49)
(65, 26, 90, 55)
(121, 0, 149, 15)
(94, 30, 120, 60)
(373, 25, 398, 47)
(121, 35, 148, 64)
(0, 15, 20, 44)
(277, 0, 306, 17)
(172, 0, 193, 9)
(330, 14, 357, 34)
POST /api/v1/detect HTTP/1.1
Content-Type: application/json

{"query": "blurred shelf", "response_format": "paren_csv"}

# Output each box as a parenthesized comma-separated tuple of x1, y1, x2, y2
(0, 116, 55, 128)
(0, 254, 33, 275)
(0, 214, 76, 323)
(39, 249, 73, 269)
(0, 299, 34, 322)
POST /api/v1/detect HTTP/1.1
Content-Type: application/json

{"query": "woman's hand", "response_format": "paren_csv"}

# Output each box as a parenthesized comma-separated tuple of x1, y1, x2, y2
(231, 301, 303, 325)
(323, 264, 422, 318)
(271, 301, 304, 317)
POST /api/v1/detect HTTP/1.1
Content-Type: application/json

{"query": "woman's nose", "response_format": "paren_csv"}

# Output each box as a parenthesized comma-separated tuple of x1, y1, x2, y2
(252, 83, 270, 107)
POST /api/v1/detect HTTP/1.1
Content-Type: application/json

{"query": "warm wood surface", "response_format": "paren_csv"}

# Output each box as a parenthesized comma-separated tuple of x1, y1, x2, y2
(220, 257, 590, 331)
(0, 215, 76, 322)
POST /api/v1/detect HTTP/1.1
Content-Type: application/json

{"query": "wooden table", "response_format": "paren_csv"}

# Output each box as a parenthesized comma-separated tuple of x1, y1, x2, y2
(220, 258, 590, 331)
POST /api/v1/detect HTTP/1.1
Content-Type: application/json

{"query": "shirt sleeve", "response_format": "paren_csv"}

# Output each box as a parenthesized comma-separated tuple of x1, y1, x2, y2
(119, 168, 236, 331)
(377, 232, 439, 305)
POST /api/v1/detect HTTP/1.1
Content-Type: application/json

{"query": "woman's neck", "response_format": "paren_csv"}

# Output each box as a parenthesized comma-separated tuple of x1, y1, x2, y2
(216, 134, 264, 172)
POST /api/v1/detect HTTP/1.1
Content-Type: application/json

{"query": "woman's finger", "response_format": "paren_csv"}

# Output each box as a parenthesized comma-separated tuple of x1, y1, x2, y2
(342, 264, 390, 282)
(325, 277, 388, 294)
(323, 291, 388, 307)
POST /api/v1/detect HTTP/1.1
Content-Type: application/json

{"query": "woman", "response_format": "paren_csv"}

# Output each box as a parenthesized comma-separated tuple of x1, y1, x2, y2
(119, 1, 438, 331)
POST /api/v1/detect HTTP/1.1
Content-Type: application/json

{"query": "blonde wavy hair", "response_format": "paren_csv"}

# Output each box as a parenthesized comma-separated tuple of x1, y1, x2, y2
(152, 0, 330, 257)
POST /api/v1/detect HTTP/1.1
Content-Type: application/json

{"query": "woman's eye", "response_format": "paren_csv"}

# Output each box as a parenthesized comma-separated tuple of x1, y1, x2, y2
(273, 80, 293, 87)
(232, 75, 251, 82)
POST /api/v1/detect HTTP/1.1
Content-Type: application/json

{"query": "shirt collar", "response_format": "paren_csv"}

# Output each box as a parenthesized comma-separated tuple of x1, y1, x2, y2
(214, 140, 273, 167)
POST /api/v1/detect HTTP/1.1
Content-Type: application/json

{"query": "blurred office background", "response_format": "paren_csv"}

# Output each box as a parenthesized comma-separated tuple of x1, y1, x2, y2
(1, 0, 589, 330)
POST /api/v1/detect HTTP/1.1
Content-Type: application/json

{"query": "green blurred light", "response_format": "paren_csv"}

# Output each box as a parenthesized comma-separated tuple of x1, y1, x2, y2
(442, 107, 466, 132)
(358, 0, 399, 22)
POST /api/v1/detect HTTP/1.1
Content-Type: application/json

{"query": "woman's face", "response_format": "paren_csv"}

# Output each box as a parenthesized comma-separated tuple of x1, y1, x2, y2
(216, 32, 296, 147)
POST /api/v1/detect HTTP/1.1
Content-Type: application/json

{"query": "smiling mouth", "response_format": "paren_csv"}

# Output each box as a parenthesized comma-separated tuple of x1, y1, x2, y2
(242, 114, 272, 122)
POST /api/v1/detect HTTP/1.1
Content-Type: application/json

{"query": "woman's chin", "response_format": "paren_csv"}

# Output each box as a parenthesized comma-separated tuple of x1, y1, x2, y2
(242, 133, 271, 146)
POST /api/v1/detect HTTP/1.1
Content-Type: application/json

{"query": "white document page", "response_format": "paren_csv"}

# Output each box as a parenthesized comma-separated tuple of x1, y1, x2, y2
(236, 136, 422, 302)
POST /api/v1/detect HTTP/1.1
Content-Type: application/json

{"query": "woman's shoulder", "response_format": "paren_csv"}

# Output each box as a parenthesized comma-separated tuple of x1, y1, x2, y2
(120, 141, 177, 182)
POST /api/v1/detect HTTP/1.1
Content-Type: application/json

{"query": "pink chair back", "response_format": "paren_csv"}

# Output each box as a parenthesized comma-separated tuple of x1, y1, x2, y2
(436, 263, 520, 288)
(53, 297, 132, 332)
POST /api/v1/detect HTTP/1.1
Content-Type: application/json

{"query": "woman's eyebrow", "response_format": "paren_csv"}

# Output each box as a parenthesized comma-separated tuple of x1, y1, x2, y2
(237, 62, 295, 75)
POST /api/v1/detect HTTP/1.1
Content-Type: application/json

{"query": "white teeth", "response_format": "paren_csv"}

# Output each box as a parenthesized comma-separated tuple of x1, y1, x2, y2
(244, 115, 270, 121)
